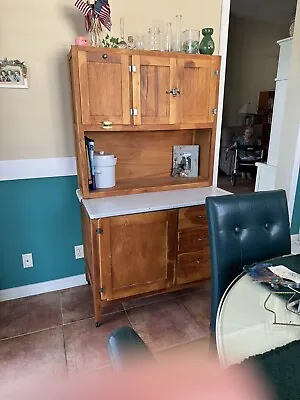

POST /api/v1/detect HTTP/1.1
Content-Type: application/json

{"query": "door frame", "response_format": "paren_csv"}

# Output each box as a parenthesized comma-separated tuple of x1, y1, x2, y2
(212, 0, 231, 186)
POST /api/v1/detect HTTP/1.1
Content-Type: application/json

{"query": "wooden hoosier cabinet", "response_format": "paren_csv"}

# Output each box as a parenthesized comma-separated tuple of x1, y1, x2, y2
(69, 46, 226, 326)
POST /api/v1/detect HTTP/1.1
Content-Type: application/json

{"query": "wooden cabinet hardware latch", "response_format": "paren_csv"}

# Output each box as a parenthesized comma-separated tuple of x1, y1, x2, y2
(98, 287, 105, 293)
(96, 228, 104, 234)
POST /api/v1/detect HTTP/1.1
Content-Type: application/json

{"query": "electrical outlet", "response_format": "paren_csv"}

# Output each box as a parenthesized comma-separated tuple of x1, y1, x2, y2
(22, 253, 33, 268)
(74, 245, 84, 259)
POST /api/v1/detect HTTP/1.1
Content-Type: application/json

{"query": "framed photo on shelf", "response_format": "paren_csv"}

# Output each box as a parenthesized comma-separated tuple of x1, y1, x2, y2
(0, 58, 28, 89)
(172, 145, 200, 178)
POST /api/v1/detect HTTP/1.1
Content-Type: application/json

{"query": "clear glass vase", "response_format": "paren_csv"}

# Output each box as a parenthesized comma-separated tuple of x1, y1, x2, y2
(148, 27, 161, 50)
(182, 30, 200, 53)
(119, 17, 127, 48)
(89, 17, 102, 47)
(174, 15, 182, 51)
(164, 22, 172, 52)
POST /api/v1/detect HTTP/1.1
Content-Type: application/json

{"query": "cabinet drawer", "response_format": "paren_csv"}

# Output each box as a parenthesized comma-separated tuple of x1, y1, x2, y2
(176, 250, 210, 285)
(178, 205, 208, 230)
(178, 228, 209, 253)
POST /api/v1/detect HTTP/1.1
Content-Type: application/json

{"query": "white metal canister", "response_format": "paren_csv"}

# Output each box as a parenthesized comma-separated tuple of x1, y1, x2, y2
(94, 151, 117, 189)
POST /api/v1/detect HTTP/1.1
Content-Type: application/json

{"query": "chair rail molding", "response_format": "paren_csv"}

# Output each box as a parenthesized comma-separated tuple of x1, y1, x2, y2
(0, 157, 77, 181)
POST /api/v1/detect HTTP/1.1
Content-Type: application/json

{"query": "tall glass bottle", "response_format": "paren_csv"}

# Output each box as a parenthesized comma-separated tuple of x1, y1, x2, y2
(119, 17, 127, 48)
(164, 22, 172, 51)
(174, 15, 182, 51)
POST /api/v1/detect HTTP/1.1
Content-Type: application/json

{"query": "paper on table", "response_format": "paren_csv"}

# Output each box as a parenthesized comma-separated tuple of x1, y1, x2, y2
(268, 265, 300, 284)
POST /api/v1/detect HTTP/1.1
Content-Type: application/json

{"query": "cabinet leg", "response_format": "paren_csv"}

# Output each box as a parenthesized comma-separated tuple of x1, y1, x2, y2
(84, 264, 90, 285)
(92, 284, 102, 328)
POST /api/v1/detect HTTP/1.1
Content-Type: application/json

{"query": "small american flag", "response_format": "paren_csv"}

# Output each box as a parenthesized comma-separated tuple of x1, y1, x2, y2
(94, 0, 112, 30)
(74, 0, 93, 16)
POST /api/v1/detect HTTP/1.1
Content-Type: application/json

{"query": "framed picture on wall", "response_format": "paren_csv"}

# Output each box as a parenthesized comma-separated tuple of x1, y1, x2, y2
(0, 58, 28, 89)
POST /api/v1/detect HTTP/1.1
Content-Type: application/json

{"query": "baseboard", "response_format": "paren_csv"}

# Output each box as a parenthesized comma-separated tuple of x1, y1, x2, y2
(0, 274, 86, 302)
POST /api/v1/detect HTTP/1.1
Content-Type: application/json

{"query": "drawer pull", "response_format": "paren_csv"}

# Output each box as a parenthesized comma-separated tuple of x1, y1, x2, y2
(196, 259, 200, 264)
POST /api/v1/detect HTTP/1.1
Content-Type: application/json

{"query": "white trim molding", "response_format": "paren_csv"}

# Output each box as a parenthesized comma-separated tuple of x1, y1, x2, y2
(0, 274, 86, 302)
(213, 0, 231, 186)
(0, 157, 77, 181)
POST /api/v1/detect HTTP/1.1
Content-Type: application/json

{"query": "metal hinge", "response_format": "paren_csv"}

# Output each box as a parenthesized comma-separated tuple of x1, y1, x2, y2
(129, 65, 137, 73)
(98, 287, 105, 293)
(130, 108, 138, 116)
(214, 69, 219, 76)
(96, 228, 104, 234)
(212, 108, 217, 115)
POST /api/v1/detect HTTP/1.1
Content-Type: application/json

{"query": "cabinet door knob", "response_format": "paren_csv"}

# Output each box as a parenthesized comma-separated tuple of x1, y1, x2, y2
(102, 53, 108, 59)
(166, 87, 181, 97)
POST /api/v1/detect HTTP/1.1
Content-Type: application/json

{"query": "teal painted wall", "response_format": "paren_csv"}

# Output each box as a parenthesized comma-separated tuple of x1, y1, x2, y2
(291, 169, 300, 235)
(0, 176, 84, 290)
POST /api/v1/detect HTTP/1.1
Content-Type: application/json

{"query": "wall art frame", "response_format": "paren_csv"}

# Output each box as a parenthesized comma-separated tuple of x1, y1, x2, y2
(0, 58, 28, 89)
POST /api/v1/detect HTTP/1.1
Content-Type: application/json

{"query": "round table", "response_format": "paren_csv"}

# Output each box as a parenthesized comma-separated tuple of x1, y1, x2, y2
(216, 272, 300, 367)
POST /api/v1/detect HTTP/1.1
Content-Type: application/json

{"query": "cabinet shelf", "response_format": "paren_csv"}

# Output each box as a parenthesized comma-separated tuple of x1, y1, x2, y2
(87, 176, 209, 198)
(81, 122, 215, 133)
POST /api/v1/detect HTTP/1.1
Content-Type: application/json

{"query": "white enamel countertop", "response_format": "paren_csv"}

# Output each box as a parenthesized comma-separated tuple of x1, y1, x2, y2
(76, 186, 230, 219)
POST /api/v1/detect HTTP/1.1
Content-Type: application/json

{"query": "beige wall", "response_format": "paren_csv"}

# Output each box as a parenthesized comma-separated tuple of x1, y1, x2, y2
(0, 0, 222, 161)
(223, 15, 287, 127)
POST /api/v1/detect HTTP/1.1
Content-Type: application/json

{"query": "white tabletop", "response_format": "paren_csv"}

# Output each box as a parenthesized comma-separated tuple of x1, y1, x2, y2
(216, 272, 300, 367)
(77, 186, 230, 219)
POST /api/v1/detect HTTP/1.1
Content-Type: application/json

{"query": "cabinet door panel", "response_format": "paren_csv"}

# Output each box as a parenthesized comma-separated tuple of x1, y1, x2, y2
(99, 211, 177, 300)
(132, 55, 177, 125)
(176, 250, 210, 285)
(177, 56, 220, 124)
(78, 50, 130, 125)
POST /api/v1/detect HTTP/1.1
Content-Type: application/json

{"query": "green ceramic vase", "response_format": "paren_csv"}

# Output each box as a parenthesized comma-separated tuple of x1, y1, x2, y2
(199, 28, 215, 55)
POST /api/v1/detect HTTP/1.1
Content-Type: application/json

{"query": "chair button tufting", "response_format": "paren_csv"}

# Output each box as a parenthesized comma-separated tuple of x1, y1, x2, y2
(265, 223, 270, 229)
(234, 227, 240, 233)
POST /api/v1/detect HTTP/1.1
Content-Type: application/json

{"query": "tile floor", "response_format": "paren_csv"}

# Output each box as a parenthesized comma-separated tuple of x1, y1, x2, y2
(0, 281, 211, 392)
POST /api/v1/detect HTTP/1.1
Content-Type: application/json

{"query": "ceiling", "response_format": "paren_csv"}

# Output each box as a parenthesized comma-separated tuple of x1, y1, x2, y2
(230, 0, 297, 25)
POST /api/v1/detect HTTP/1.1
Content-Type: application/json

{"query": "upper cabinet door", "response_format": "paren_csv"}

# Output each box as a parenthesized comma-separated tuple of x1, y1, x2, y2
(132, 55, 177, 125)
(78, 50, 131, 125)
(177, 56, 220, 124)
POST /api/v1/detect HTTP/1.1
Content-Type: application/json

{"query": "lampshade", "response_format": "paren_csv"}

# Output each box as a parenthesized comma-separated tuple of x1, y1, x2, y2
(239, 102, 256, 114)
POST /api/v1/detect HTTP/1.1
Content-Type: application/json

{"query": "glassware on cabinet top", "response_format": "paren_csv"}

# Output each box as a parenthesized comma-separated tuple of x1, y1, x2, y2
(89, 17, 102, 47)
(199, 28, 215, 55)
(127, 36, 136, 50)
(174, 15, 182, 51)
(182, 30, 200, 53)
(164, 22, 172, 51)
(135, 35, 145, 50)
(119, 17, 127, 48)
(148, 27, 162, 50)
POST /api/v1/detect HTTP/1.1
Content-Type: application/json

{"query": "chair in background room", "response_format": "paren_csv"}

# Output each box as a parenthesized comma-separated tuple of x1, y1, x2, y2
(205, 189, 291, 337)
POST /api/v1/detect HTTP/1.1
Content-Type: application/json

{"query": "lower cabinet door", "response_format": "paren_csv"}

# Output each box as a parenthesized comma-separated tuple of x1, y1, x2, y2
(176, 249, 210, 285)
(98, 210, 177, 300)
